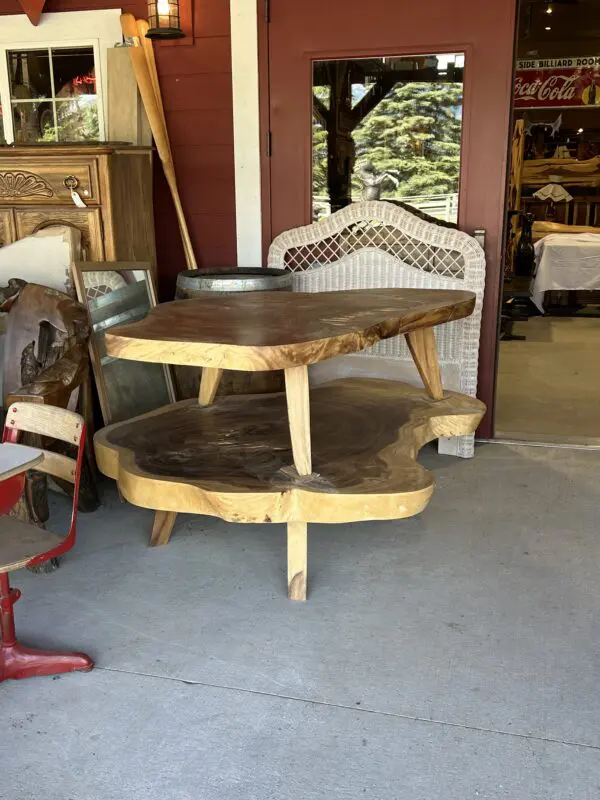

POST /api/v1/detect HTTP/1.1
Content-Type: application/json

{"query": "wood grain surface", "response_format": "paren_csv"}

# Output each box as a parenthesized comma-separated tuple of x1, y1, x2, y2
(0, 515, 62, 574)
(94, 378, 485, 525)
(105, 289, 476, 371)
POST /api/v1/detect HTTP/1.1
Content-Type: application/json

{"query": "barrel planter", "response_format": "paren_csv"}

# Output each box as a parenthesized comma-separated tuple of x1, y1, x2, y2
(174, 268, 292, 398)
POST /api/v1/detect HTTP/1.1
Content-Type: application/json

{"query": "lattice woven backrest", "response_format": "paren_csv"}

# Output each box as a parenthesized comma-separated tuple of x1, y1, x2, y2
(267, 201, 484, 287)
(267, 201, 486, 402)
(290, 249, 468, 363)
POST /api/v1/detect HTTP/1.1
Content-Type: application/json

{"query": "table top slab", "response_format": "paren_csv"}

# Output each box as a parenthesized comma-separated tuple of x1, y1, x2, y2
(105, 288, 476, 371)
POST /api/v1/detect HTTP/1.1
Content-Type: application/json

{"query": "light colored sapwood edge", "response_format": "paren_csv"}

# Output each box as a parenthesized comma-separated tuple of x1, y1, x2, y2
(94, 403, 484, 525)
(288, 522, 307, 602)
(284, 366, 312, 476)
(199, 367, 223, 406)
(150, 510, 178, 547)
(104, 299, 476, 372)
(405, 327, 444, 400)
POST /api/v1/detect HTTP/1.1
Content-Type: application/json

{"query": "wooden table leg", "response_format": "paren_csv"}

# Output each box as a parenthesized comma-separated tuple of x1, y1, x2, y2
(288, 522, 307, 601)
(150, 510, 178, 547)
(199, 367, 223, 406)
(149, 367, 224, 546)
(284, 367, 311, 600)
(284, 365, 312, 476)
(406, 327, 444, 400)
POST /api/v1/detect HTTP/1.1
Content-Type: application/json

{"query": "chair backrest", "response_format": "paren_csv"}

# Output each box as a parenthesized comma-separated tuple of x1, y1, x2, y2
(267, 201, 485, 400)
(2, 403, 86, 562)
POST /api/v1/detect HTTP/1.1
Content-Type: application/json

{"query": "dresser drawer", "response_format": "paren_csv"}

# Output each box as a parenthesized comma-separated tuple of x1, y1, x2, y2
(14, 206, 105, 260)
(0, 159, 100, 205)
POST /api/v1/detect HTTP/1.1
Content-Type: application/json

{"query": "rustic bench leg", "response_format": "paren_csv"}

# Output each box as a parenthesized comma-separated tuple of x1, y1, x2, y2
(284, 365, 312, 476)
(150, 510, 177, 547)
(406, 327, 444, 400)
(199, 367, 223, 406)
(288, 522, 307, 601)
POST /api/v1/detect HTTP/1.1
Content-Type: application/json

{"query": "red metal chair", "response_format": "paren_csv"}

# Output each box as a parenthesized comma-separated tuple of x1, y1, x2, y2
(0, 402, 93, 682)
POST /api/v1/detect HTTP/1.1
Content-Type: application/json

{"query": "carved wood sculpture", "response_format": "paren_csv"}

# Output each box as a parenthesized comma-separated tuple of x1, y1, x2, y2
(2, 283, 98, 540)
(95, 289, 485, 600)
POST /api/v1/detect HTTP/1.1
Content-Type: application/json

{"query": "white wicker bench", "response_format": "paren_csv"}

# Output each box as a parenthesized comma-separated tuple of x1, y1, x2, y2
(267, 201, 486, 458)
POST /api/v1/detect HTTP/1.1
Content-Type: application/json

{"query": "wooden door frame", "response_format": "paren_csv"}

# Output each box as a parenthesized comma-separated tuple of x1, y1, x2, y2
(256, 1, 517, 439)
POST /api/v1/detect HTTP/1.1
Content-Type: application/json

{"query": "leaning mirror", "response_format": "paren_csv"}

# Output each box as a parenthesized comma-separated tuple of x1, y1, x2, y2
(71, 261, 176, 424)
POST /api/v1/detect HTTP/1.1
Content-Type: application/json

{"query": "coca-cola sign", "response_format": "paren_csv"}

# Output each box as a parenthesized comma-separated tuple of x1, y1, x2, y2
(514, 56, 600, 108)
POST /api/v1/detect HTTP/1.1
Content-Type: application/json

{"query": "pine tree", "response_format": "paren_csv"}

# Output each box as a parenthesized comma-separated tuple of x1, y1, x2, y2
(353, 81, 462, 198)
(313, 81, 462, 202)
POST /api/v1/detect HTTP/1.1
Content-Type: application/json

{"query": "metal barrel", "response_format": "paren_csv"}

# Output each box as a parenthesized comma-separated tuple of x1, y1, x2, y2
(174, 268, 292, 398)
(175, 267, 291, 299)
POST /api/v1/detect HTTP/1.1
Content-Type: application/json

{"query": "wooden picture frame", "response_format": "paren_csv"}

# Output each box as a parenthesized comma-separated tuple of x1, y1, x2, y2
(71, 261, 176, 425)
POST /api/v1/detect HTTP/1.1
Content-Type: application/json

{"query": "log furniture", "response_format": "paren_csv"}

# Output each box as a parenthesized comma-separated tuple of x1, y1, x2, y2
(0, 403, 93, 681)
(0, 144, 155, 268)
(94, 289, 485, 601)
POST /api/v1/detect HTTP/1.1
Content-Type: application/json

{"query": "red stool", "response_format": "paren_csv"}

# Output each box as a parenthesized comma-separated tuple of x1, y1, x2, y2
(0, 403, 93, 682)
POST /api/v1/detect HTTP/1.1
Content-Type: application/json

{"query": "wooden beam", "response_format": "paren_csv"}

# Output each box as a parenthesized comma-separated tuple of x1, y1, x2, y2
(288, 522, 307, 601)
(284, 365, 312, 476)
(198, 367, 223, 406)
(406, 327, 444, 401)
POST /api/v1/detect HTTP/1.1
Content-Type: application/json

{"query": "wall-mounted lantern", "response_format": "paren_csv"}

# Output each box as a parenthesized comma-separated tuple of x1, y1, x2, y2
(146, 0, 185, 39)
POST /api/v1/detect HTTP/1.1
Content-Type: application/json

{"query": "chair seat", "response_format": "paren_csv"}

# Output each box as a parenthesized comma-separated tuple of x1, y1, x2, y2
(0, 515, 63, 573)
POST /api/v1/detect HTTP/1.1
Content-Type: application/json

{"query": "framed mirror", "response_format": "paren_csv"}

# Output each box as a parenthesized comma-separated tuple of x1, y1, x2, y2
(72, 261, 176, 425)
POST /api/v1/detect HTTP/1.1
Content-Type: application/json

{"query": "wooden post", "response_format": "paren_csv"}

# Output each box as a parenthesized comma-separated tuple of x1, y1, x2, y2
(284, 365, 312, 475)
(406, 327, 444, 400)
(150, 510, 178, 547)
(287, 522, 307, 601)
(198, 367, 223, 406)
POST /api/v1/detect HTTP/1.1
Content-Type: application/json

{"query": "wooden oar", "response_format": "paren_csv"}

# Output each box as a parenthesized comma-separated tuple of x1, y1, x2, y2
(119, 13, 197, 269)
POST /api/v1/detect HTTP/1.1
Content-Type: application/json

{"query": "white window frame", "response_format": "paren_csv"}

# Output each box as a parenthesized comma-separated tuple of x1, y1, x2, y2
(0, 10, 122, 144)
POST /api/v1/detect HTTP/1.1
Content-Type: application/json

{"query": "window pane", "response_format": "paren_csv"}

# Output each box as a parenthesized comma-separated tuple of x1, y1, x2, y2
(52, 47, 96, 98)
(13, 101, 56, 143)
(8, 49, 52, 99)
(55, 97, 99, 142)
(312, 55, 464, 224)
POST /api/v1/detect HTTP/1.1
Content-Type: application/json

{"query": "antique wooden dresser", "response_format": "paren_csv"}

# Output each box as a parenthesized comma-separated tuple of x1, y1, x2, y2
(0, 144, 156, 266)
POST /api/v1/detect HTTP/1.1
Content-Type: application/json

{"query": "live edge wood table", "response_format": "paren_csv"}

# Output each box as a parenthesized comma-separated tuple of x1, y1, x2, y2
(94, 289, 485, 601)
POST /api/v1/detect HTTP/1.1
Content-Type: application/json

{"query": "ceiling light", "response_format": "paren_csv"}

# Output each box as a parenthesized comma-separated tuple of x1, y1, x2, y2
(578, 127, 584, 134)
(545, 25, 552, 30)
(545, 4, 552, 13)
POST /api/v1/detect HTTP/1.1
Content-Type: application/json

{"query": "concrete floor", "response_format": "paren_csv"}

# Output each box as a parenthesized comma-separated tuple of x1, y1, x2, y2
(3, 442, 600, 799)
(496, 316, 600, 444)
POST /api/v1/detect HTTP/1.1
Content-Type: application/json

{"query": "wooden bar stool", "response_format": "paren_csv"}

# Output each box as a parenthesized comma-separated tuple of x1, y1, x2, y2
(0, 403, 93, 682)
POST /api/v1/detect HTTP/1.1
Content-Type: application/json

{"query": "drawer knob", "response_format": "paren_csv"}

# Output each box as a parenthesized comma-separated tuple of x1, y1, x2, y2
(63, 175, 79, 190)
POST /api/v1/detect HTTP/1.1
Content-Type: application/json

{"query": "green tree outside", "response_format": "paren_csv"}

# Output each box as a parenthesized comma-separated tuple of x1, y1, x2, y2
(313, 81, 463, 205)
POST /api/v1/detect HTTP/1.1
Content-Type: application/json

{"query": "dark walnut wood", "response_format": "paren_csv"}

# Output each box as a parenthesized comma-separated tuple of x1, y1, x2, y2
(105, 288, 476, 371)
(94, 378, 485, 525)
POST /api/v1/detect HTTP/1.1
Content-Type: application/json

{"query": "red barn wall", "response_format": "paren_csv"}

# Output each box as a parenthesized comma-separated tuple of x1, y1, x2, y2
(0, 0, 237, 298)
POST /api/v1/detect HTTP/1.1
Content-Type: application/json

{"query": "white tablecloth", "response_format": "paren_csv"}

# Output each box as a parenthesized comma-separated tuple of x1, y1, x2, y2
(532, 233, 600, 313)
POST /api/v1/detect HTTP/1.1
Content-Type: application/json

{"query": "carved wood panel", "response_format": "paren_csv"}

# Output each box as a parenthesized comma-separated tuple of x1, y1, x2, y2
(14, 207, 105, 261)
(0, 161, 100, 204)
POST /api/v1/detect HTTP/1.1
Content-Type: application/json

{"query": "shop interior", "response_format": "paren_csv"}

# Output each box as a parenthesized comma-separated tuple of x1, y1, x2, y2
(495, 0, 600, 444)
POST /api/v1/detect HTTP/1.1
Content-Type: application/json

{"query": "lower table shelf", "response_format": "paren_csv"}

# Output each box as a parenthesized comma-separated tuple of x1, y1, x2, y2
(95, 378, 484, 527)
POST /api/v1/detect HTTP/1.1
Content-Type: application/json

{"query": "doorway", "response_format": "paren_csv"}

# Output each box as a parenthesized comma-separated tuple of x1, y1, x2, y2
(266, 0, 518, 433)
(496, 0, 600, 444)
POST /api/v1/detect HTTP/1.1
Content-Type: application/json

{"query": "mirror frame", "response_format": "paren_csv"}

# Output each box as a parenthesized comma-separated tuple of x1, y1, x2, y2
(71, 260, 176, 425)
